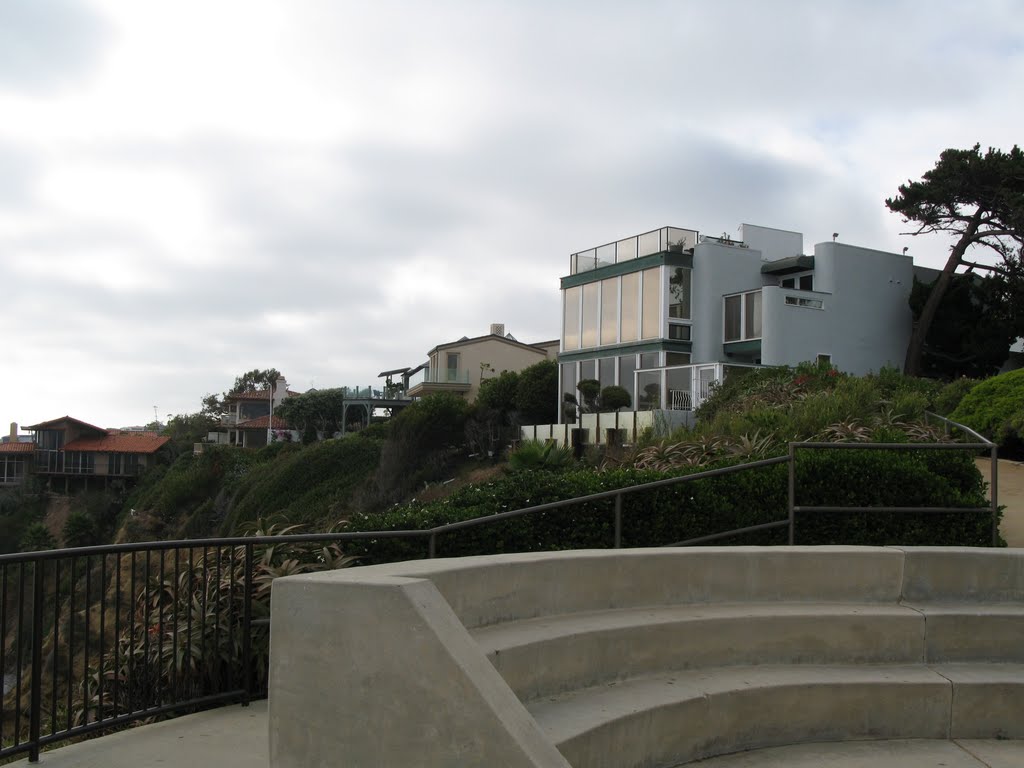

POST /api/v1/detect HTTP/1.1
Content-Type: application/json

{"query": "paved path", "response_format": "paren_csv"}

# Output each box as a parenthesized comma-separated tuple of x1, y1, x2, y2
(19, 702, 268, 768)
(978, 457, 1024, 547)
(15, 704, 1024, 767)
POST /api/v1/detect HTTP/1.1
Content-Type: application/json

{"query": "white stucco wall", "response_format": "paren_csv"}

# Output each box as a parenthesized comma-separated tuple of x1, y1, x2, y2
(760, 242, 914, 375)
(741, 224, 804, 262)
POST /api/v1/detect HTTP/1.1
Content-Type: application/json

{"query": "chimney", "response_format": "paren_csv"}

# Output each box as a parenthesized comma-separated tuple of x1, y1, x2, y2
(490, 323, 505, 337)
(8, 422, 16, 443)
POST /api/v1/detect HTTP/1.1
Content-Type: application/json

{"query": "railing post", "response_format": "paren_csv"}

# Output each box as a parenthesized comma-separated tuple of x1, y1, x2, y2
(29, 557, 44, 762)
(991, 444, 999, 547)
(242, 543, 253, 706)
(614, 494, 623, 549)
(787, 443, 796, 545)
(428, 533, 436, 559)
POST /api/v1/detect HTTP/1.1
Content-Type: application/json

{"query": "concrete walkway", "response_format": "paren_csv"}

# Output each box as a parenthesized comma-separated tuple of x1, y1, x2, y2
(978, 457, 1024, 547)
(19, 702, 268, 768)
(15, 702, 1024, 767)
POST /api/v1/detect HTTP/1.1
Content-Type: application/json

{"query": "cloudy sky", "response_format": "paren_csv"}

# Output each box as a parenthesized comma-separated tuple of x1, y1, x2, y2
(2, 0, 1022, 430)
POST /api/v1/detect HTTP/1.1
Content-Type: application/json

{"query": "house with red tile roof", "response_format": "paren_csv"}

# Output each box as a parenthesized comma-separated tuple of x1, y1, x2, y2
(1, 423, 34, 486)
(23, 416, 170, 492)
(205, 376, 300, 448)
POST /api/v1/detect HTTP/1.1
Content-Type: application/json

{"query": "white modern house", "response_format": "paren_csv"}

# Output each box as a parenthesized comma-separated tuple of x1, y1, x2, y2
(555, 223, 929, 426)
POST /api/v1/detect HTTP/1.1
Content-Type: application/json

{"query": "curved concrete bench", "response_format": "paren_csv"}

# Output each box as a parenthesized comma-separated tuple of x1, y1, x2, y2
(268, 547, 1024, 768)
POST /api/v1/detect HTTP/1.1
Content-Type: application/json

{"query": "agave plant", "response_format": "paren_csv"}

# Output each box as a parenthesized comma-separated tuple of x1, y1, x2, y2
(723, 431, 780, 459)
(74, 519, 356, 726)
(817, 420, 873, 442)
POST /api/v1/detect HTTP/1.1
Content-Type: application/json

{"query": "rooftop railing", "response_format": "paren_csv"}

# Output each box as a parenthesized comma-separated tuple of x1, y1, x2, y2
(570, 226, 699, 275)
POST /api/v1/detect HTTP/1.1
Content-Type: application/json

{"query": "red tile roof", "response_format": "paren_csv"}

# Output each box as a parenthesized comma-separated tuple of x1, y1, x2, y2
(24, 416, 106, 434)
(235, 415, 292, 430)
(0, 442, 33, 454)
(63, 433, 171, 454)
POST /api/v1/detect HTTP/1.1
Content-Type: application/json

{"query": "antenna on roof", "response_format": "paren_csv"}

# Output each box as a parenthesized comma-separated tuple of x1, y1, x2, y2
(153, 406, 158, 425)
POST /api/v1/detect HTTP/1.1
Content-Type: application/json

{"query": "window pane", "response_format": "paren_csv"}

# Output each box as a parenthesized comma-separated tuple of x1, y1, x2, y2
(620, 272, 639, 342)
(582, 282, 599, 348)
(666, 352, 691, 366)
(669, 267, 691, 319)
(600, 278, 618, 345)
(580, 359, 597, 381)
(724, 295, 742, 341)
(618, 354, 636, 403)
(637, 371, 661, 410)
(745, 291, 762, 339)
(799, 274, 813, 291)
(641, 267, 661, 340)
(560, 363, 577, 422)
(562, 286, 580, 350)
(599, 357, 616, 389)
(669, 324, 691, 341)
(640, 352, 660, 369)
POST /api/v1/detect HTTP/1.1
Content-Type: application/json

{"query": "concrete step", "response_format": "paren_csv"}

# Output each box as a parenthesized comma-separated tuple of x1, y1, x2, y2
(525, 664, 1024, 768)
(474, 602, 1024, 702)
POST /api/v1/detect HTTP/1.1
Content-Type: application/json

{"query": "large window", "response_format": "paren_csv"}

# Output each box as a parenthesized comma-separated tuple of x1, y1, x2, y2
(446, 352, 460, 381)
(600, 278, 618, 345)
(599, 357, 616, 389)
(724, 290, 762, 342)
(669, 267, 691, 319)
(563, 286, 580, 350)
(620, 272, 639, 342)
(581, 282, 599, 348)
(641, 268, 661, 340)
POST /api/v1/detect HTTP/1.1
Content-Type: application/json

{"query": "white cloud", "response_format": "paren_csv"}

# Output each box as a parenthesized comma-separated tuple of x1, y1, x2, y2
(2, 0, 1023, 427)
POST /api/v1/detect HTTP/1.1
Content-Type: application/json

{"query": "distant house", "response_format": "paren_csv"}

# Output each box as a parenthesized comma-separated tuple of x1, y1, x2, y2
(1, 423, 34, 487)
(400, 324, 558, 402)
(205, 377, 300, 448)
(22, 416, 170, 492)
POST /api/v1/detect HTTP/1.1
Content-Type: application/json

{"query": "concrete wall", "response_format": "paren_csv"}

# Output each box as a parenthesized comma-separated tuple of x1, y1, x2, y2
(268, 547, 1024, 767)
(761, 242, 913, 374)
(690, 240, 765, 363)
(740, 223, 803, 262)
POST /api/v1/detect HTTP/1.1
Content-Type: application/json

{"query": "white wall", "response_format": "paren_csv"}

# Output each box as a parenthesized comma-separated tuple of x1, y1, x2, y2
(741, 224, 803, 262)
(761, 242, 913, 375)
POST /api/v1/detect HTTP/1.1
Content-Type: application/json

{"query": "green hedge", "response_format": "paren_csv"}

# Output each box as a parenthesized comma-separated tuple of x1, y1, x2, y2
(345, 448, 997, 564)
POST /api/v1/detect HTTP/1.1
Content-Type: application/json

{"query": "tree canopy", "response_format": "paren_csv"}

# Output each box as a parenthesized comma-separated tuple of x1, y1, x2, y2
(886, 144, 1024, 376)
(275, 388, 347, 440)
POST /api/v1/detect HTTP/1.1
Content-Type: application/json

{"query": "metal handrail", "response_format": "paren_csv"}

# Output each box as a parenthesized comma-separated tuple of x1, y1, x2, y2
(0, 420, 999, 761)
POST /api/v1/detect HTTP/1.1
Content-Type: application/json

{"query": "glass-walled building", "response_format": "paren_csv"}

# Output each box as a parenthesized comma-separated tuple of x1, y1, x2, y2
(559, 227, 698, 419)
(557, 222, 917, 423)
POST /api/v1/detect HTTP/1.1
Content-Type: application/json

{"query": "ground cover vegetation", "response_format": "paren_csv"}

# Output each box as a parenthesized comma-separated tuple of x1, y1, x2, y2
(344, 362, 996, 563)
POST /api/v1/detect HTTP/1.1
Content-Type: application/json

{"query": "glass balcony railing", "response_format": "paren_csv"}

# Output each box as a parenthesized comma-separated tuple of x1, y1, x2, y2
(569, 226, 699, 275)
(406, 368, 471, 389)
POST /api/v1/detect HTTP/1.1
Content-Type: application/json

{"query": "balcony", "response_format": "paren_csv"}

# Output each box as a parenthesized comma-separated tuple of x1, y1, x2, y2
(569, 226, 699, 275)
(406, 367, 471, 397)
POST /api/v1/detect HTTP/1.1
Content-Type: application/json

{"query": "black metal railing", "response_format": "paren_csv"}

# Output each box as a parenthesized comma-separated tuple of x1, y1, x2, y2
(0, 418, 998, 761)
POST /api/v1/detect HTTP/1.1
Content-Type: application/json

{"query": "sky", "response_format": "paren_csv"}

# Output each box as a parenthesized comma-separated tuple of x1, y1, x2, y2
(2, 0, 1023, 431)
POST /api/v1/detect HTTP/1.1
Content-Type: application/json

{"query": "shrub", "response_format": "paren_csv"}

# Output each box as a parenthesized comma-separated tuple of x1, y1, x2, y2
(600, 385, 632, 411)
(950, 368, 1024, 446)
(508, 440, 574, 471)
(346, 447, 995, 564)
(933, 377, 980, 417)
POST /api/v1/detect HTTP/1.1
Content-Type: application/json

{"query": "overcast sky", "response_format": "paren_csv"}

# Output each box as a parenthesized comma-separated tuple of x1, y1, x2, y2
(2, 0, 1022, 430)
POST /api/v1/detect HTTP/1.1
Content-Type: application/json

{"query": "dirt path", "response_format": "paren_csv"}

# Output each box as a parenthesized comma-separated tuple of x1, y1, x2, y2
(975, 458, 1024, 547)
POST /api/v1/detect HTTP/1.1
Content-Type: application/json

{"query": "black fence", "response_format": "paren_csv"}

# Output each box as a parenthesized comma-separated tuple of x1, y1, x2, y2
(0, 423, 998, 762)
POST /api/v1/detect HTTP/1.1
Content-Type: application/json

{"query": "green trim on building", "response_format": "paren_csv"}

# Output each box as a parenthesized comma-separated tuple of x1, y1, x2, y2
(558, 340, 692, 363)
(560, 251, 693, 289)
(722, 339, 762, 355)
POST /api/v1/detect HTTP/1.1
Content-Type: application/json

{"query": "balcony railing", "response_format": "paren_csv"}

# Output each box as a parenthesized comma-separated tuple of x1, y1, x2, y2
(406, 368, 471, 389)
(570, 226, 699, 275)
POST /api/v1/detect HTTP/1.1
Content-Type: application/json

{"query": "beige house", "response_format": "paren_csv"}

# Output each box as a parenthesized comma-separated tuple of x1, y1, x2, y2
(404, 324, 558, 402)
